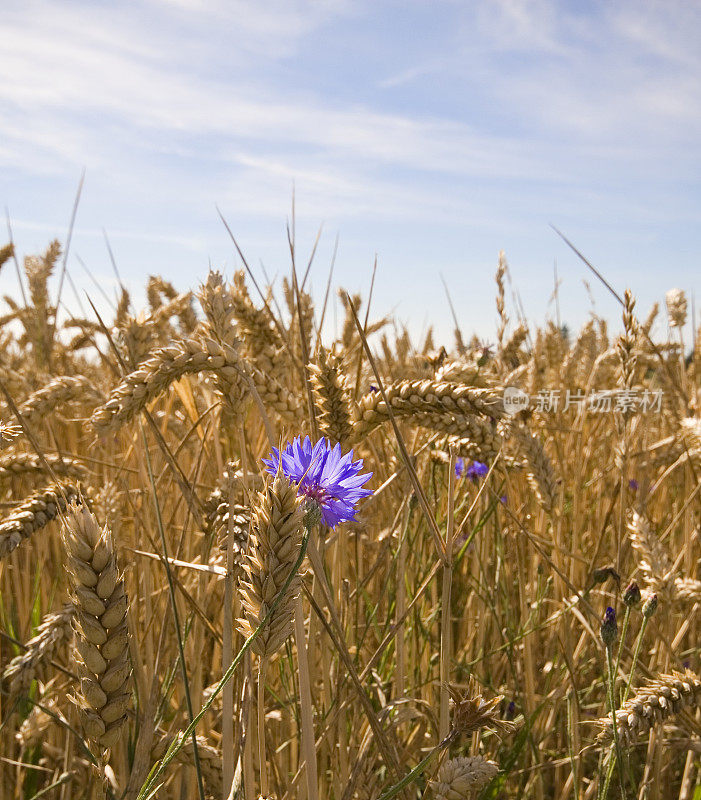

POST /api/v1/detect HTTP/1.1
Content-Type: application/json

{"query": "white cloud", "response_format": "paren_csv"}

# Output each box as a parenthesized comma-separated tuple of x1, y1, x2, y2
(1, 0, 699, 348)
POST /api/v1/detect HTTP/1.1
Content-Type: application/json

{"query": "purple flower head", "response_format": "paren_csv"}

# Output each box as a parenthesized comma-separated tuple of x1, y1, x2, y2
(500, 494, 507, 505)
(465, 460, 489, 482)
(628, 478, 639, 491)
(600, 606, 617, 647)
(455, 458, 489, 482)
(262, 436, 373, 529)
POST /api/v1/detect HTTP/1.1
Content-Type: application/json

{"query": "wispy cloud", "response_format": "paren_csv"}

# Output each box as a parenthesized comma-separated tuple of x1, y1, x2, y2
(1, 0, 699, 341)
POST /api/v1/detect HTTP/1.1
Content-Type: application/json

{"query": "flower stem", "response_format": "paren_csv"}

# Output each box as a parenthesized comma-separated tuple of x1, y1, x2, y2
(613, 605, 631, 702)
(603, 644, 627, 800)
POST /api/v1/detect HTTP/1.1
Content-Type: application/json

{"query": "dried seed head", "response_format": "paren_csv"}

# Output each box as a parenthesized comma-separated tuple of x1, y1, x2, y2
(665, 288, 687, 328)
(446, 678, 519, 740)
(0, 421, 21, 449)
(236, 471, 304, 658)
(153, 731, 223, 799)
(430, 755, 499, 799)
(0, 481, 83, 560)
(3, 604, 74, 694)
(308, 345, 353, 446)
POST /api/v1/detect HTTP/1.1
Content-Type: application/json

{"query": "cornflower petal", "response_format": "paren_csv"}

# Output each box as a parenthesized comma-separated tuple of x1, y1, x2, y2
(263, 436, 373, 528)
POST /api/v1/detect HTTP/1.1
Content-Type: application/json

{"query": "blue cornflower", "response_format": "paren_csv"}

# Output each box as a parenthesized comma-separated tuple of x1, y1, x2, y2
(262, 436, 373, 529)
(628, 478, 639, 491)
(457, 459, 489, 483)
(467, 461, 489, 481)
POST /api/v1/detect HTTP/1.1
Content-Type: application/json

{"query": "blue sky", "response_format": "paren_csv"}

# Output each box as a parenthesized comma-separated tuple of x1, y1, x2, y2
(1, 0, 699, 345)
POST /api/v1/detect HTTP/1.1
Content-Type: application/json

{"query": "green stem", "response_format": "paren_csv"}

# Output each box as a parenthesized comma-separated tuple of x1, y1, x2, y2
(613, 606, 631, 702)
(601, 616, 648, 800)
(603, 645, 626, 800)
(622, 617, 648, 705)
(377, 743, 445, 800)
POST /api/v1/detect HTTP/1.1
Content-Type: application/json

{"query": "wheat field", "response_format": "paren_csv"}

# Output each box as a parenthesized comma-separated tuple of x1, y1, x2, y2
(0, 239, 698, 800)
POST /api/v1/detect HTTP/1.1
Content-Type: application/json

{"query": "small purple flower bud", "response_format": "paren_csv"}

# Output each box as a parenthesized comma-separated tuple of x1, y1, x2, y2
(500, 494, 507, 505)
(600, 606, 617, 647)
(642, 593, 658, 619)
(454, 458, 465, 479)
(623, 581, 641, 607)
(505, 700, 516, 720)
(628, 478, 639, 491)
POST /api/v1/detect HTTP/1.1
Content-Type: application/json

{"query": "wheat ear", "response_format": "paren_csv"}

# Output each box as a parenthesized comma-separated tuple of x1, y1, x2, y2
(237, 470, 304, 657)
(352, 380, 504, 451)
(153, 731, 222, 799)
(627, 511, 675, 597)
(19, 375, 103, 426)
(0, 451, 86, 482)
(61, 502, 132, 750)
(0, 480, 82, 559)
(3, 603, 74, 694)
(308, 345, 353, 445)
(91, 337, 241, 431)
(510, 424, 559, 513)
(597, 670, 701, 745)
(430, 755, 499, 799)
